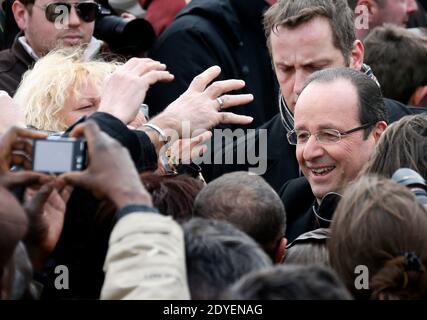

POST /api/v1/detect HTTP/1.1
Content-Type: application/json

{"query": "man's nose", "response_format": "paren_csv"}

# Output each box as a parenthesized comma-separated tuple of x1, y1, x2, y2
(407, 0, 418, 14)
(302, 134, 325, 161)
(68, 5, 82, 27)
(293, 70, 307, 97)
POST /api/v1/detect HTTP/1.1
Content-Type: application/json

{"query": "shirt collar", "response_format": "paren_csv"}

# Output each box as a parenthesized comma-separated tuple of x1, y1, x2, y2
(18, 36, 103, 61)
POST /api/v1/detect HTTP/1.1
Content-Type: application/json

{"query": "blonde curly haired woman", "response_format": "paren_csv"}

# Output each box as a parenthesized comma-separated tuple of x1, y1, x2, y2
(14, 48, 173, 132)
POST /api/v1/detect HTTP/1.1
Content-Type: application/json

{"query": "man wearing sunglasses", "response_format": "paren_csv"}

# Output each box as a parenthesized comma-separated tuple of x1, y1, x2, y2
(0, 0, 101, 97)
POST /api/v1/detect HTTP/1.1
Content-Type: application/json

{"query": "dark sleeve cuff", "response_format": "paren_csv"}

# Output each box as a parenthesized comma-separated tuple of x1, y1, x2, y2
(116, 204, 160, 221)
(134, 130, 158, 172)
(88, 112, 157, 172)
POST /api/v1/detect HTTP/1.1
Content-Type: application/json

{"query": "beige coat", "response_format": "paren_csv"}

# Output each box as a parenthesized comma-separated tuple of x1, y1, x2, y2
(101, 212, 190, 300)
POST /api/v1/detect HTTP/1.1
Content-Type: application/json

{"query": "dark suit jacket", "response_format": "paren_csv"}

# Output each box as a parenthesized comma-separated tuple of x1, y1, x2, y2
(280, 177, 342, 242)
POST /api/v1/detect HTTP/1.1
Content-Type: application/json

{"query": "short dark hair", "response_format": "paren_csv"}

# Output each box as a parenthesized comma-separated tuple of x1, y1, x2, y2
(346, 0, 358, 10)
(284, 228, 331, 267)
(17, 0, 35, 5)
(224, 264, 352, 300)
(184, 218, 272, 300)
(192, 172, 286, 257)
(139, 172, 204, 223)
(264, 0, 355, 65)
(364, 25, 427, 105)
(301, 67, 387, 138)
(363, 114, 427, 179)
(329, 175, 427, 299)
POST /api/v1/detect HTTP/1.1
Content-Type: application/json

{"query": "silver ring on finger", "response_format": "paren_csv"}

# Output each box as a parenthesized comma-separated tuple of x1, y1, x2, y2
(216, 96, 225, 110)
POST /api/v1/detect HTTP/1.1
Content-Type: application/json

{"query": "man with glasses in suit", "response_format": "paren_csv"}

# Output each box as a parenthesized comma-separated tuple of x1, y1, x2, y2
(0, 0, 102, 96)
(282, 67, 387, 242)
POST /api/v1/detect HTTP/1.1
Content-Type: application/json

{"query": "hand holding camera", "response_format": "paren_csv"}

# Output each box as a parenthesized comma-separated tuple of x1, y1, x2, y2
(0, 126, 52, 189)
(23, 180, 73, 270)
(58, 121, 152, 208)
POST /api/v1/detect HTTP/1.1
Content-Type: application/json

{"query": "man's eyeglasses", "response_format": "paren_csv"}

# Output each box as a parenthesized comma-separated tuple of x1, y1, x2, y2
(33, 2, 101, 23)
(287, 122, 375, 145)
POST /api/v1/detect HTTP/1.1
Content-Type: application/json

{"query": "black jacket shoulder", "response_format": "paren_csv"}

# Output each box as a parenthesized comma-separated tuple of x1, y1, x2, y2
(0, 37, 34, 97)
(384, 98, 427, 122)
(210, 114, 300, 191)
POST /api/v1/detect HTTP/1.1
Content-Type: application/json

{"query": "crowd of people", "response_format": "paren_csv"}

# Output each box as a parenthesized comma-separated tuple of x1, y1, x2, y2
(0, 0, 427, 300)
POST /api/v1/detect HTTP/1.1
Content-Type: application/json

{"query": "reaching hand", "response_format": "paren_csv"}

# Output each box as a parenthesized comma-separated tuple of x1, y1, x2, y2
(150, 65, 254, 139)
(98, 58, 174, 124)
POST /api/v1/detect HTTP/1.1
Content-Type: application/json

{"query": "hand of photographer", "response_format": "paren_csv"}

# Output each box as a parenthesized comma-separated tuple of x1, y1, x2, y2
(59, 122, 152, 208)
(0, 126, 53, 189)
(98, 58, 174, 125)
(0, 186, 29, 273)
(23, 180, 73, 270)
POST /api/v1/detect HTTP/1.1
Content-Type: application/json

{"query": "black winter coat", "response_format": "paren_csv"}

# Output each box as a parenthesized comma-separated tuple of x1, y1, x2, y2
(145, 0, 279, 129)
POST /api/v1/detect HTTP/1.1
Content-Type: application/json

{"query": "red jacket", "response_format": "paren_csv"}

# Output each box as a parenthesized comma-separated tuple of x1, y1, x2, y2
(139, 0, 187, 36)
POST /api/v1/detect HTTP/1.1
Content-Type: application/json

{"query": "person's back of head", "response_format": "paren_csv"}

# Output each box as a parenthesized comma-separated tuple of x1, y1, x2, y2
(329, 175, 427, 299)
(364, 24, 427, 106)
(224, 264, 352, 300)
(183, 218, 272, 300)
(284, 228, 330, 267)
(192, 171, 286, 260)
(140, 172, 204, 223)
(363, 114, 427, 179)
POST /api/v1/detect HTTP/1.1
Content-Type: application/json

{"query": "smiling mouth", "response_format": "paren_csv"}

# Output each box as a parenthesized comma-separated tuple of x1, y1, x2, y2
(311, 166, 336, 176)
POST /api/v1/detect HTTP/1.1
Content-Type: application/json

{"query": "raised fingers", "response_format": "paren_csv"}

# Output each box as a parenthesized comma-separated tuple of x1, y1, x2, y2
(218, 112, 254, 125)
(133, 60, 167, 76)
(188, 66, 222, 92)
(204, 79, 246, 98)
(215, 94, 254, 110)
(122, 58, 167, 76)
(140, 70, 174, 86)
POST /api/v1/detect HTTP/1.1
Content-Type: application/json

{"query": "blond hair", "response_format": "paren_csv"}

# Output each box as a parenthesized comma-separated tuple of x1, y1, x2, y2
(14, 48, 119, 132)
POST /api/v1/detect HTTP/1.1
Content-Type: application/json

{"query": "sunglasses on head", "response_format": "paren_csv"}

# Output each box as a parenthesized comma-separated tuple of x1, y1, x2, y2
(35, 2, 101, 23)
